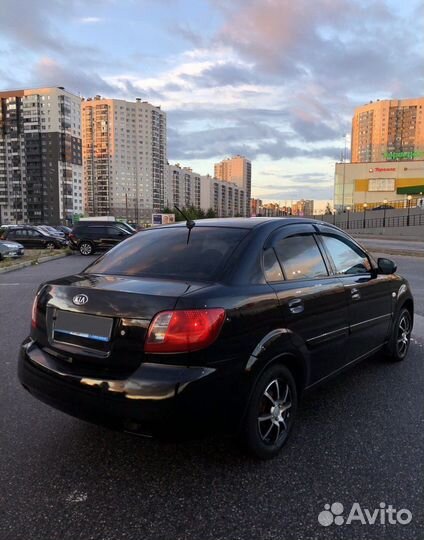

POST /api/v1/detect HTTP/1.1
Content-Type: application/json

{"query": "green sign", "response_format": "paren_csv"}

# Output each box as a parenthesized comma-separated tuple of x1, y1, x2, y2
(384, 150, 424, 160)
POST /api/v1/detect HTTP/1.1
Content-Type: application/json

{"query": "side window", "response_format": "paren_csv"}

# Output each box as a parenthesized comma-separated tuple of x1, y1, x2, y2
(95, 227, 108, 236)
(263, 248, 284, 282)
(321, 235, 371, 275)
(108, 226, 122, 235)
(274, 234, 328, 280)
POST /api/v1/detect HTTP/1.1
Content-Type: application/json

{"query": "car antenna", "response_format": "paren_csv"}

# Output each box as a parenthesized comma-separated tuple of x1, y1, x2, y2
(174, 205, 195, 244)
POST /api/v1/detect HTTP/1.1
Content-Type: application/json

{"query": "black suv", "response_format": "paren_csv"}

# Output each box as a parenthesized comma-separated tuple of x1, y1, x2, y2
(19, 218, 414, 459)
(0, 226, 67, 249)
(69, 223, 133, 255)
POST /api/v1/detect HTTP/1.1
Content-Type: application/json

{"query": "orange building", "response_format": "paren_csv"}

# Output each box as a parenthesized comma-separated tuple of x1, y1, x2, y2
(214, 155, 251, 216)
(351, 98, 424, 163)
(82, 96, 166, 221)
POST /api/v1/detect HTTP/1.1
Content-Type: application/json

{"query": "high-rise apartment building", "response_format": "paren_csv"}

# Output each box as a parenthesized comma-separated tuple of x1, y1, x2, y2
(0, 87, 82, 225)
(292, 199, 314, 216)
(202, 175, 246, 217)
(214, 155, 251, 215)
(351, 98, 424, 163)
(165, 164, 202, 210)
(82, 96, 166, 221)
(165, 163, 246, 217)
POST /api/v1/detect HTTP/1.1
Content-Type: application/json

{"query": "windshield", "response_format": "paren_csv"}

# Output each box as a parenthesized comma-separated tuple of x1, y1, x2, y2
(85, 226, 248, 281)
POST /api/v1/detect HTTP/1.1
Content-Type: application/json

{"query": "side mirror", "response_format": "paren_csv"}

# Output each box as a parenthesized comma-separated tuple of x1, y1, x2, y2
(378, 257, 397, 275)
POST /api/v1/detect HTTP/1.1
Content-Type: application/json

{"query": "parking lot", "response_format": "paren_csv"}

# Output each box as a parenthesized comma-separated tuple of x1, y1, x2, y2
(0, 253, 423, 540)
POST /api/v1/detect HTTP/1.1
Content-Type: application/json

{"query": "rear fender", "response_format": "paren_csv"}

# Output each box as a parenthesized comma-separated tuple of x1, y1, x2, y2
(244, 329, 310, 393)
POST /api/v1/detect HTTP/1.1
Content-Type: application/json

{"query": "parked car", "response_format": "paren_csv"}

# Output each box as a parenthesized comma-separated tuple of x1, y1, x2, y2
(78, 217, 136, 234)
(36, 225, 66, 238)
(0, 226, 67, 249)
(68, 222, 133, 255)
(19, 218, 413, 459)
(0, 239, 24, 260)
(372, 204, 395, 210)
(54, 225, 72, 238)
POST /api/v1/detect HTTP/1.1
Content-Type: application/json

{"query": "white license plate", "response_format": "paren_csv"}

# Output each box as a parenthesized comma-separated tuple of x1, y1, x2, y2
(54, 311, 113, 342)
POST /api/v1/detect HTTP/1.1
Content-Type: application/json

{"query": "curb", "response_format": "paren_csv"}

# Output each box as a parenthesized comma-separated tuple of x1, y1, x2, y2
(0, 253, 70, 274)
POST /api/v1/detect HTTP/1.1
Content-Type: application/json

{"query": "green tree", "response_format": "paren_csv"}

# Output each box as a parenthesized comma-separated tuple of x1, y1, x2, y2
(206, 208, 217, 218)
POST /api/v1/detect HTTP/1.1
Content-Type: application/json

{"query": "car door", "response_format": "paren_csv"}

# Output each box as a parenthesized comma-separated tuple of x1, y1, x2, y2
(10, 229, 28, 247)
(264, 223, 350, 384)
(29, 229, 46, 248)
(315, 226, 393, 362)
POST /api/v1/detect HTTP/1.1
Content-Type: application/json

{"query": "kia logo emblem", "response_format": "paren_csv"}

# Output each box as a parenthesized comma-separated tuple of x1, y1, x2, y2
(73, 294, 88, 306)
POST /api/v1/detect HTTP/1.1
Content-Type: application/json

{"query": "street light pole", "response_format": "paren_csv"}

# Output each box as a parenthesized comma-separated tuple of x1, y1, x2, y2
(346, 206, 351, 229)
(407, 195, 412, 226)
(363, 203, 368, 229)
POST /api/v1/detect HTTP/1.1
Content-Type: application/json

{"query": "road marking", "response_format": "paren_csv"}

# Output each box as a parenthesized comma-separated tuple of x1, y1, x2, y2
(0, 283, 21, 286)
(66, 491, 88, 503)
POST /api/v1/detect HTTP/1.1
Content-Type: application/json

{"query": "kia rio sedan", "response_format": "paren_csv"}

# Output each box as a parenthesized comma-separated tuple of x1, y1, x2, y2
(19, 218, 414, 459)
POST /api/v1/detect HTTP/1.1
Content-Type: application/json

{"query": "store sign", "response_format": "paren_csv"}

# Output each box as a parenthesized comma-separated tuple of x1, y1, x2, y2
(368, 178, 396, 192)
(384, 151, 424, 160)
(369, 167, 396, 173)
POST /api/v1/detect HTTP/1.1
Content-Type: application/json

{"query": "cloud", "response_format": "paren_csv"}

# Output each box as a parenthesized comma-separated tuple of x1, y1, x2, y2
(171, 23, 205, 48)
(182, 62, 259, 87)
(79, 17, 104, 24)
(0, 0, 422, 204)
(219, 0, 422, 90)
(29, 57, 116, 96)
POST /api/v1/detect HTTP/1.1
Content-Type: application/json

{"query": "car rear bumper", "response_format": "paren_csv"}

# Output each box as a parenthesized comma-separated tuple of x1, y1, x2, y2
(19, 338, 243, 438)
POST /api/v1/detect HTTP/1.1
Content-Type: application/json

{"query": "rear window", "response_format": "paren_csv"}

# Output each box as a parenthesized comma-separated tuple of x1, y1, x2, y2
(85, 226, 248, 281)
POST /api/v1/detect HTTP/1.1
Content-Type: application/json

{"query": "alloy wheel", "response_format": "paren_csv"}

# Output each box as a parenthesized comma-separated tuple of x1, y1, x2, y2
(80, 243, 93, 256)
(257, 378, 292, 445)
(397, 312, 411, 358)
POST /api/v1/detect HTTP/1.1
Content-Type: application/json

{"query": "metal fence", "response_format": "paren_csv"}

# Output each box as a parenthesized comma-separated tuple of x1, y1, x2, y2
(348, 196, 424, 212)
(313, 210, 424, 231)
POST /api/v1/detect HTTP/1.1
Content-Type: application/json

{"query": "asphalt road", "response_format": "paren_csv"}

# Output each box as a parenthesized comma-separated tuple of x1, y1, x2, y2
(360, 238, 424, 253)
(0, 254, 423, 540)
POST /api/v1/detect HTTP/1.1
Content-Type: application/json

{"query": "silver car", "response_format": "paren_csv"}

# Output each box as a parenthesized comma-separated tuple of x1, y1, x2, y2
(0, 240, 24, 260)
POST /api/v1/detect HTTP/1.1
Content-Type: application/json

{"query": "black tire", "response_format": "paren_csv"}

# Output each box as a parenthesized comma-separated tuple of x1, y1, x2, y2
(79, 241, 94, 256)
(385, 307, 412, 362)
(46, 242, 56, 250)
(242, 364, 298, 460)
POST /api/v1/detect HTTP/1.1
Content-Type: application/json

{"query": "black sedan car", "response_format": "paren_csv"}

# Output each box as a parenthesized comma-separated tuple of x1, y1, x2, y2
(1, 226, 67, 249)
(19, 218, 413, 459)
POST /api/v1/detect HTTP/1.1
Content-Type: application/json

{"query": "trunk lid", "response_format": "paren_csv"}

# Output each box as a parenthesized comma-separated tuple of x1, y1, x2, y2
(32, 274, 207, 374)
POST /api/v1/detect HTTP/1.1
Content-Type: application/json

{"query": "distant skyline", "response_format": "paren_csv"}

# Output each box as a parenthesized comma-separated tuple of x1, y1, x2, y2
(0, 0, 422, 206)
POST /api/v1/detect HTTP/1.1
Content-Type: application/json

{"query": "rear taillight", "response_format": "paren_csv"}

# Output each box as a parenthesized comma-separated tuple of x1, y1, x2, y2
(145, 308, 226, 353)
(69, 233, 76, 241)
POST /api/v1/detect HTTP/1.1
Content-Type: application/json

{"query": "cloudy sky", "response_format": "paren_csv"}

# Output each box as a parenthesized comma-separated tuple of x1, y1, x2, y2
(0, 0, 423, 209)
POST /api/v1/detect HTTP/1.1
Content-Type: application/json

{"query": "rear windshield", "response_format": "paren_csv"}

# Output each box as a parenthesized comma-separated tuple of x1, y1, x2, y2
(85, 226, 248, 281)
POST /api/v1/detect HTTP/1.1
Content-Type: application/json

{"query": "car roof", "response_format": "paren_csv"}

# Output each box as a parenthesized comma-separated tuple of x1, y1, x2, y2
(153, 217, 334, 230)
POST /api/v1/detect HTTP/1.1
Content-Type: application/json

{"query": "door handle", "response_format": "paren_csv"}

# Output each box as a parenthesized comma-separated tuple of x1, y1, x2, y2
(288, 298, 304, 314)
(351, 287, 361, 301)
